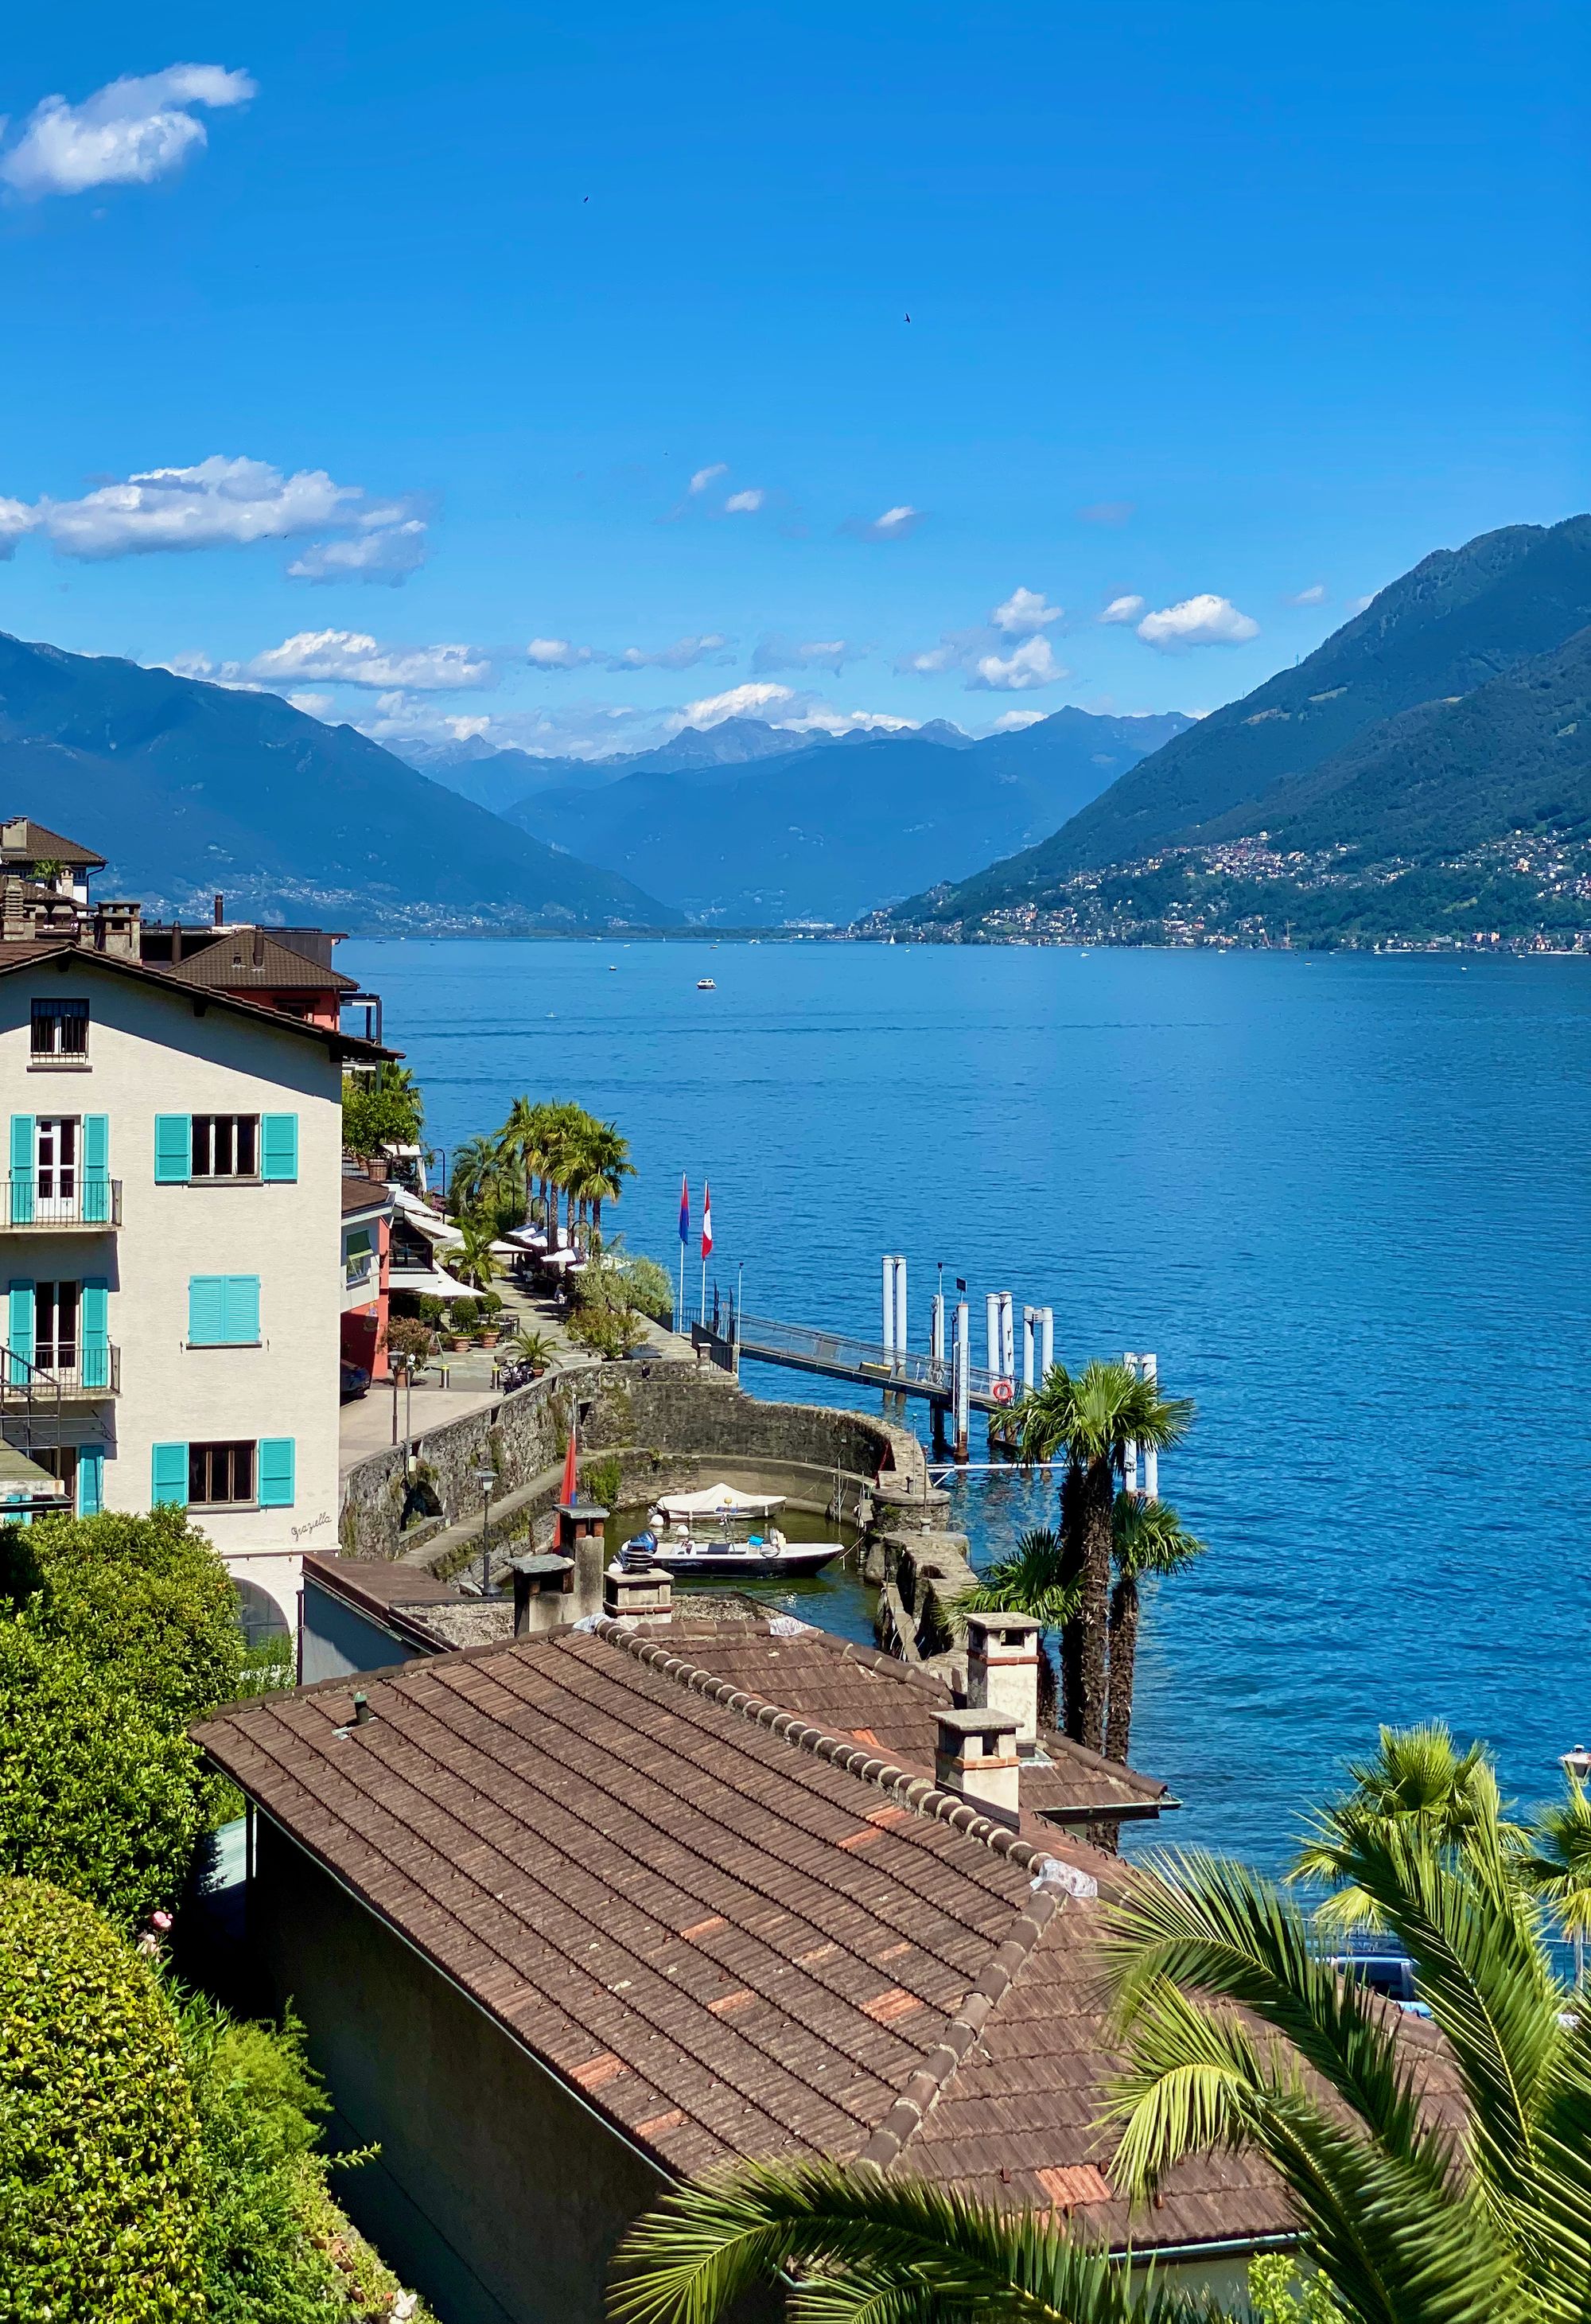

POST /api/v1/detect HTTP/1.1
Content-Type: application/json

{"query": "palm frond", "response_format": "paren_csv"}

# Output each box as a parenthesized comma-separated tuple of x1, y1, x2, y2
(957, 1528, 1082, 1633)
(1112, 1493, 1206, 1580)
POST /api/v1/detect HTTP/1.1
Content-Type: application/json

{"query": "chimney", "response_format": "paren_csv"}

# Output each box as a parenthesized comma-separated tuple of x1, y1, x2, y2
(92, 900, 142, 961)
(603, 1533, 673, 1624)
(213, 893, 224, 926)
(2, 876, 26, 944)
(963, 1611, 1044, 1754)
(510, 1551, 575, 1637)
(252, 925, 266, 968)
(935, 1708, 1021, 1828)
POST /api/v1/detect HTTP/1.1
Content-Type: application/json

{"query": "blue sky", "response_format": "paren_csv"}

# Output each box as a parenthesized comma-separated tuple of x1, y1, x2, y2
(2, 1, 1585, 757)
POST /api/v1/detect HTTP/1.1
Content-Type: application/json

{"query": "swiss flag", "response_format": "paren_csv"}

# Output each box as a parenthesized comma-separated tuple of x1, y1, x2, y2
(701, 1181, 713, 1259)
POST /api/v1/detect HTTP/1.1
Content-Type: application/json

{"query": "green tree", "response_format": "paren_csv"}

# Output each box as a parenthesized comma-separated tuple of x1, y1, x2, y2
(577, 1118, 635, 1239)
(447, 1220, 499, 1292)
(341, 1069, 422, 1163)
(1105, 1493, 1205, 1768)
(0, 1626, 203, 1926)
(1516, 1767, 1591, 1986)
(1103, 1792, 1591, 2324)
(1290, 1723, 1518, 1931)
(1, 1505, 244, 1731)
(0, 1877, 206, 2322)
(1015, 1361, 1193, 1753)
(956, 1525, 1078, 1727)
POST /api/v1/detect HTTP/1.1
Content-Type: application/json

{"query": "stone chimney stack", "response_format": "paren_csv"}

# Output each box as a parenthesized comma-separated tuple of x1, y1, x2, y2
(603, 1533, 673, 1624)
(92, 900, 142, 961)
(2, 877, 26, 945)
(213, 893, 224, 925)
(935, 1708, 1022, 1828)
(963, 1611, 1044, 1755)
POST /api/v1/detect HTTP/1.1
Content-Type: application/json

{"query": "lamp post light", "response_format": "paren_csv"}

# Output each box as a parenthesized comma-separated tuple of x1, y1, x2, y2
(473, 1462, 497, 1597)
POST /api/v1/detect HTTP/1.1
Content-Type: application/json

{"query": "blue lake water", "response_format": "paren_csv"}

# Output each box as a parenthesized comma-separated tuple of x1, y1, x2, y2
(344, 936, 1591, 1870)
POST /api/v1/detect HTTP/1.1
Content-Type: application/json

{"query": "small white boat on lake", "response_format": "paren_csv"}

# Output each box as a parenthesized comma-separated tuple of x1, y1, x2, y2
(640, 1482, 843, 1579)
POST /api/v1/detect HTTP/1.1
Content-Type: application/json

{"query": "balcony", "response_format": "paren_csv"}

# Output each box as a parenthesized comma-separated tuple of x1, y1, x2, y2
(1, 1345, 120, 1402)
(0, 1175, 121, 1230)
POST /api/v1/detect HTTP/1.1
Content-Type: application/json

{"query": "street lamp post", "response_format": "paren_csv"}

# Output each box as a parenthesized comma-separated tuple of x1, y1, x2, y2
(473, 1462, 497, 1597)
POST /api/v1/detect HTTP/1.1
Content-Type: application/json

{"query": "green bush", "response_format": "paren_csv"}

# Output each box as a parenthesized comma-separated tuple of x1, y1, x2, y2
(446, 1296, 479, 1333)
(0, 1505, 243, 1732)
(0, 1877, 205, 2322)
(416, 1294, 445, 1325)
(0, 1625, 204, 1927)
(586, 1456, 623, 1509)
(620, 1252, 675, 1325)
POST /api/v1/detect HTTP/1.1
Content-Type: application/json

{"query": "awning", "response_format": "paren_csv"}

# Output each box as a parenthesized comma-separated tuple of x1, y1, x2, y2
(388, 1263, 477, 1298)
(345, 1228, 375, 1259)
(0, 1440, 72, 1507)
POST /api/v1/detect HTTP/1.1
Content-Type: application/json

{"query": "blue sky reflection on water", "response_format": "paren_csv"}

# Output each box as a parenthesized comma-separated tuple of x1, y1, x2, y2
(347, 936, 1591, 1868)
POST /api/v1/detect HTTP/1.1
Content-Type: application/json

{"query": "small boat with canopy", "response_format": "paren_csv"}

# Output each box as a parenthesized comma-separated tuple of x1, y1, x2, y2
(640, 1481, 844, 1579)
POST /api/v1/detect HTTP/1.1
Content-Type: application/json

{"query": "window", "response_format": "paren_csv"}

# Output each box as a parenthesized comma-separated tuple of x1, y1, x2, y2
(345, 1228, 375, 1287)
(189, 1440, 255, 1506)
(30, 999, 88, 1059)
(36, 1118, 76, 1201)
(234, 1578, 290, 1649)
(188, 1275, 261, 1346)
(192, 1115, 259, 1179)
(32, 1445, 78, 1506)
(34, 1280, 79, 1372)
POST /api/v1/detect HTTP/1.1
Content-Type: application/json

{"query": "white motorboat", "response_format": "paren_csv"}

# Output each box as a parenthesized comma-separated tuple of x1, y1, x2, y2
(639, 1483, 844, 1579)
(697, 977, 717, 991)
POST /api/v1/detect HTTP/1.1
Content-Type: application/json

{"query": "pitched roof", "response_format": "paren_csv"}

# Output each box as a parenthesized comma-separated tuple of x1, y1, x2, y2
(0, 818, 106, 870)
(193, 1621, 1294, 2253)
(161, 930, 360, 995)
(340, 1174, 395, 1219)
(0, 937, 392, 1062)
(657, 1614, 1170, 1827)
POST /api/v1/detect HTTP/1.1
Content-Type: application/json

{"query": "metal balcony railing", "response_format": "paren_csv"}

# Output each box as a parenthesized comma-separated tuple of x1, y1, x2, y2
(0, 1175, 121, 1229)
(1, 1345, 120, 1399)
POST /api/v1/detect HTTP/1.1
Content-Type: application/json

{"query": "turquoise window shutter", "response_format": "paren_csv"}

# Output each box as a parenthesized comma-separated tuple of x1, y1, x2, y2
(77, 1446, 103, 1516)
(188, 1276, 227, 1345)
(154, 1115, 192, 1184)
(82, 1115, 110, 1223)
(151, 1443, 189, 1506)
(7, 1279, 34, 1383)
(226, 1275, 261, 1343)
(9, 1115, 33, 1226)
(81, 1278, 109, 1390)
(258, 1438, 295, 1508)
(189, 1275, 260, 1345)
(260, 1114, 298, 1182)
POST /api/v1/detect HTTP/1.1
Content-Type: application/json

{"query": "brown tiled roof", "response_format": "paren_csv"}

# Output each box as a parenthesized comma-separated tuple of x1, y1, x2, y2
(161, 931, 359, 994)
(0, 937, 392, 1061)
(340, 1174, 395, 1219)
(0, 818, 106, 870)
(193, 1621, 1293, 2252)
(659, 1614, 1170, 1827)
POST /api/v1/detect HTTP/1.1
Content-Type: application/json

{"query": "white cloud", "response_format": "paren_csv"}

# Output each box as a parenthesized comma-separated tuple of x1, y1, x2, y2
(675, 682, 796, 728)
(30, 454, 426, 579)
(0, 64, 255, 200)
(988, 709, 1048, 732)
(688, 463, 728, 495)
(844, 504, 924, 543)
(896, 638, 966, 676)
(777, 706, 914, 736)
(234, 631, 492, 692)
(0, 500, 39, 559)
(1136, 594, 1260, 652)
(753, 636, 860, 674)
(1099, 594, 1146, 625)
(991, 586, 1063, 636)
(607, 633, 731, 671)
(286, 517, 427, 586)
(527, 637, 593, 669)
(723, 489, 765, 514)
(1287, 584, 1327, 606)
(1348, 592, 1375, 614)
(286, 691, 336, 719)
(967, 636, 1069, 692)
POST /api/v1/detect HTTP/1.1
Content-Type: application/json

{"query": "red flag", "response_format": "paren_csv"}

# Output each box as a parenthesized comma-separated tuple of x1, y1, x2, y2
(560, 1421, 578, 1508)
(701, 1181, 713, 1259)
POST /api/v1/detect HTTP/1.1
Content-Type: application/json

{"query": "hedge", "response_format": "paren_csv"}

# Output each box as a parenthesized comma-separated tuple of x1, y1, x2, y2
(0, 1878, 204, 2322)
(0, 1625, 203, 1927)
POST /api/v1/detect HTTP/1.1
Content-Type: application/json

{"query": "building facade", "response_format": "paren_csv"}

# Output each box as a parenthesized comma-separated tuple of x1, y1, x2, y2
(1, 937, 383, 1640)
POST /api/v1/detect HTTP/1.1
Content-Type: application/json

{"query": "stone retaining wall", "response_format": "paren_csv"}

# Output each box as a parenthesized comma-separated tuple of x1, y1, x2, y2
(340, 1356, 934, 1567)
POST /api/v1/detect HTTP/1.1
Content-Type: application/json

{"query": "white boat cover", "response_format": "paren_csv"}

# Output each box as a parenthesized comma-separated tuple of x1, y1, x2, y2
(654, 1481, 787, 1520)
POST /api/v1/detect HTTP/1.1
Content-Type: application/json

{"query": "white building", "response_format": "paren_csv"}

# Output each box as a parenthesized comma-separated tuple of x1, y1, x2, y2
(0, 928, 387, 1643)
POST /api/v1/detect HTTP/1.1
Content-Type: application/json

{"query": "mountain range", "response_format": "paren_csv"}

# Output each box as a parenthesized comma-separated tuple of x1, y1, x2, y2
(496, 708, 1192, 925)
(887, 516, 1591, 941)
(0, 634, 676, 932)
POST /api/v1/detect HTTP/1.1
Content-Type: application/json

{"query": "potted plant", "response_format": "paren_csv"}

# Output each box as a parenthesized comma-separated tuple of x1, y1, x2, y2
(506, 1328, 554, 1377)
(445, 1296, 478, 1350)
(477, 1290, 505, 1349)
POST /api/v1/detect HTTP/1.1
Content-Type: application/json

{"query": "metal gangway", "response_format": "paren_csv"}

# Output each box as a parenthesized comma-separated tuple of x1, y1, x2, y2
(731, 1311, 1011, 1411)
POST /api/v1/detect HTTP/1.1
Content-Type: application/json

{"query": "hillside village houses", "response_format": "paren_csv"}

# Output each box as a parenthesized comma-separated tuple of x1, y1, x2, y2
(0, 816, 394, 1642)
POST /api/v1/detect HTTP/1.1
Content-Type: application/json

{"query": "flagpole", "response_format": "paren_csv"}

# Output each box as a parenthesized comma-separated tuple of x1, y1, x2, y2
(699, 1248, 706, 1327)
(678, 1239, 686, 1334)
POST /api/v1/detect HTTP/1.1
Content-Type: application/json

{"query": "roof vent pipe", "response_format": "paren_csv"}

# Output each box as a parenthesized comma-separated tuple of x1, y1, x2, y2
(213, 892, 224, 925)
(352, 1692, 372, 1726)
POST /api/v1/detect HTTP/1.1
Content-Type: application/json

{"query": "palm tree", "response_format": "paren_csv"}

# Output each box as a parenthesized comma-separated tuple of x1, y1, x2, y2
(1105, 1493, 1205, 1769)
(1517, 1767, 1591, 1987)
(449, 1134, 507, 1217)
(957, 1526, 1079, 1727)
(1102, 1797, 1591, 2324)
(610, 2156, 1221, 2324)
(1290, 1723, 1519, 1932)
(1016, 1361, 1193, 1755)
(581, 1118, 634, 1240)
(447, 1220, 498, 1293)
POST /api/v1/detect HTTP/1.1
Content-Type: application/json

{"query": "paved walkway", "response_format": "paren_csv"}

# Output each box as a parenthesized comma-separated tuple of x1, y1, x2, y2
(338, 1273, 696, 1480)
